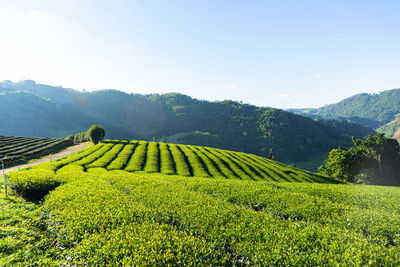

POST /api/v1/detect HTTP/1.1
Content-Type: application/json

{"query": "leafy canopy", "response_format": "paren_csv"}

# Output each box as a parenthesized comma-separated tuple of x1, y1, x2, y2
(319, 133, 400, 185)
(87, 124, 105, 145)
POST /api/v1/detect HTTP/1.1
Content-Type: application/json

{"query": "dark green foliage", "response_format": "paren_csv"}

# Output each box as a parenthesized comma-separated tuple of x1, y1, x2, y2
(268, 148, 274, 160)
(294, 89, 400, 129)
(258, 108, 365, 162)
(65, 135, 74, 141)
(87, 125, 105, 144)
(0, 135, 73, 167)
(317, 119, 376, 138)
(73, 132, 89, 144)
(0, 81, 376, 168)
(351, 134, 400, 185)
(8, 169, 63, 202)
(319, 134, 400, 185)
(72, 125, 105, 144)
(176, 131, 223, 148)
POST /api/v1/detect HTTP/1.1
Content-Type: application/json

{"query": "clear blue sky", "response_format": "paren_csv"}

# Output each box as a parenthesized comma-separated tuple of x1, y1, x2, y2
(0, 0, 399, 108)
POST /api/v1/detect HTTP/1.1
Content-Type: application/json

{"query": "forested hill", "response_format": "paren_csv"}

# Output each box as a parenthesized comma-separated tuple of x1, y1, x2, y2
(291, 89, 400, 128)
(289, 89, 400, 141)
(0, 80, 374, 168)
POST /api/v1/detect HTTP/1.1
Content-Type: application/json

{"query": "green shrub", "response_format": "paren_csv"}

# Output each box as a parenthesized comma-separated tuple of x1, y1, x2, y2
(87, 125, 105, 145)
(168, 143, 191, 176)
(159, 143, 175, 175)
(107, 142, 136, 170)
(125, 141, 147, 171)
(65, 135, 75, 141)
(143, 142, 159, 173)
(8, 169, 64, 202)
(74, 132, 89, 144)
(72, 125, 106, 144)
(87, 143, 124, 169)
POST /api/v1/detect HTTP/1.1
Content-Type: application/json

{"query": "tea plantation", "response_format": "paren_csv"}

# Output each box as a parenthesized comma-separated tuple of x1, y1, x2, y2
(2, 140, 400, 265)
(29, 140, 337, 183)
(0, 135, 72, 167)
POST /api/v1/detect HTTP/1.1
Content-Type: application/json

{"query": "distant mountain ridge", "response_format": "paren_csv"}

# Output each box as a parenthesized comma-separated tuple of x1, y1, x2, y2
(289, 89, 400, 141)
(0, 80, 375, 169)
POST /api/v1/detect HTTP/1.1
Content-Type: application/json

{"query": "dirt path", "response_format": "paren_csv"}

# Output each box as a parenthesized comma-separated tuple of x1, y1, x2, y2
(3, 142, 90, 173)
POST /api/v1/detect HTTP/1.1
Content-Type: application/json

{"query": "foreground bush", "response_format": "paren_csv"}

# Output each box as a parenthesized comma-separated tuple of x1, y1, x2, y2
(38, 170, 400, 265)
(5, 164, 400, 265)
(8, 169, 63, 202)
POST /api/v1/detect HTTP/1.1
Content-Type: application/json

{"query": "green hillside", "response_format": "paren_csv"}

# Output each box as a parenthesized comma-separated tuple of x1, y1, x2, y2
(292, 89, 400, 130)
(2, 140, 400, 265)
(377, 114, 400, 142)
(0, 90, 93, 137)
(0, 80, 375, 169)
(0, 135, 72, 167)
(30, 140, 335, 183)
(314, 89, 400, 127)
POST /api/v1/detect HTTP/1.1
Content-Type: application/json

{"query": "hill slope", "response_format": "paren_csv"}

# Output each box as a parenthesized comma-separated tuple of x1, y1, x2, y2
(314, 89, 400, 127)
(291, 89, 400, 138)
(0, 135, 72, 166)
(377, 114, 400, 142)
(0, 80, 374, 167)
(3, 141, 400, 265)
(0, 90, 92, 137)
(33, 140, 336, 183)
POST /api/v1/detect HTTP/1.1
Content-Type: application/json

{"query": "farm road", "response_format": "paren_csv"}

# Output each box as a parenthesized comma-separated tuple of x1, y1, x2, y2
(3, 142, 90, 173)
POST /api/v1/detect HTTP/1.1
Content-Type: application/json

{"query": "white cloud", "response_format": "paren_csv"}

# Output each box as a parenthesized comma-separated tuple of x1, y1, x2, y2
(28, 10, 40, 19)
(314, 73, 323, 78)
(224, 84, 237, 88)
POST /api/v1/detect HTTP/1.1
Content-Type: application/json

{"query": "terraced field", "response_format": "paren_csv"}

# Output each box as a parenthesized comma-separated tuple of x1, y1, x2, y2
(34, 140, 336, 183)
(0, 135, 72, 166)
(4, 139, 400, 265)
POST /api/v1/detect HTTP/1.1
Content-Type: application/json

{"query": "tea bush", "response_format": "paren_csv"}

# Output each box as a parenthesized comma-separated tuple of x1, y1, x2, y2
(107, 141, 136, 170)
(4, 144, 400, 265)
(8, 169, 63, 202)
(159, 143, 175, 175)
(31, 169, 400, 265)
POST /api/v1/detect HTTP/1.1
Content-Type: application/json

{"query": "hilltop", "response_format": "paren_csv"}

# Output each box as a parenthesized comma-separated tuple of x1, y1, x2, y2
(0, 80, 374, 168)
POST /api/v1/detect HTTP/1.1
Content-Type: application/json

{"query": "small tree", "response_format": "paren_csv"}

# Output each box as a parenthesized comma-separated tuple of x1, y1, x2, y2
(87, 125, 105, 144)
(318, 147, 355, 182)
(268, 148, 275, 160)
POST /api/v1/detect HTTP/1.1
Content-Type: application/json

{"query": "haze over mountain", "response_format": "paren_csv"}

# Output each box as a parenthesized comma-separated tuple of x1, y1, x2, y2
(0, 80, 374, 169)
(289, 89, 400, 141)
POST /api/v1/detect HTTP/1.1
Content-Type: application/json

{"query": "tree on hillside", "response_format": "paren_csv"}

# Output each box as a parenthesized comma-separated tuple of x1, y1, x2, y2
(87, 125, 105, 144)
(319, 134, 400, 185)
(268, 148, 275, 160)
(318, 147, 356, 182)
